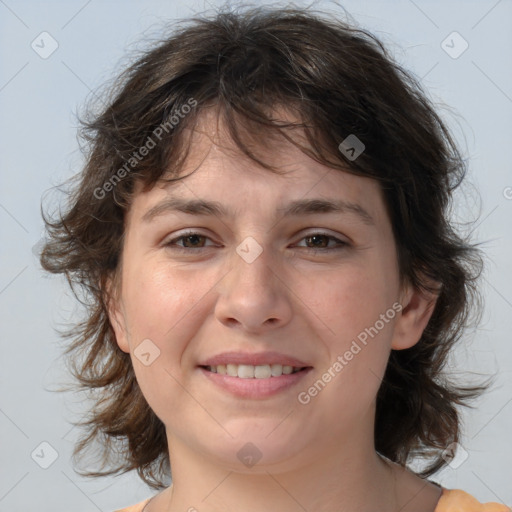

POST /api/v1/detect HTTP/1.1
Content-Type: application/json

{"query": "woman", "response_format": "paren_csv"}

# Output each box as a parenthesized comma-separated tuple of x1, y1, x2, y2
(40, 6, 510, 512)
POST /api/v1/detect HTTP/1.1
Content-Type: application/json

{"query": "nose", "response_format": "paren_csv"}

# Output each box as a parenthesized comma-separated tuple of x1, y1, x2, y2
(214, 242, 293, 334)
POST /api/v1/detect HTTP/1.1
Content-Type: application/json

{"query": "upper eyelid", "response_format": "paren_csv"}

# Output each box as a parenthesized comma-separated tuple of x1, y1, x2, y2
(165, 230, 349, 247)
(164, 230, 217, 245)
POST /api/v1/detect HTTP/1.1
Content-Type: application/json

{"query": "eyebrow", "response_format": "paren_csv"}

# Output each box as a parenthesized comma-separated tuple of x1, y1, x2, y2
(141, 197, 375, 226)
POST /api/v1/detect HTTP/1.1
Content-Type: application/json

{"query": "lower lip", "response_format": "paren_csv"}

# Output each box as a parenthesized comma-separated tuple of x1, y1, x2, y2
(198, 367, 312, 399)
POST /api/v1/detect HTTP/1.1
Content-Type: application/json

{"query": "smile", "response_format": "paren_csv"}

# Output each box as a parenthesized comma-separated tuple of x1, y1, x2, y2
(202, 363, 305, 378)
(198, 365, 312, 399)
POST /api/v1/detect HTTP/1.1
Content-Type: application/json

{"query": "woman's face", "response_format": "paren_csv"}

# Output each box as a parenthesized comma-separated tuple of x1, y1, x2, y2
(109, 110, 428, 473)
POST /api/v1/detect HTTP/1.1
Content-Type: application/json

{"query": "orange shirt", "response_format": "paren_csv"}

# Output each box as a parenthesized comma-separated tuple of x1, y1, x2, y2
(436, 489, 511, 512)
(114, 488, 511, 512)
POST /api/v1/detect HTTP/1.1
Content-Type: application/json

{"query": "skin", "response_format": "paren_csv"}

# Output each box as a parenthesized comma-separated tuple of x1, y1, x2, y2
(109, 108, 442, 512)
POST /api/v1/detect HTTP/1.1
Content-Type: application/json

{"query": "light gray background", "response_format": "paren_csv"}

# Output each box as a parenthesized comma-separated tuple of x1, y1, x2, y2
(0, 0, 511, 510)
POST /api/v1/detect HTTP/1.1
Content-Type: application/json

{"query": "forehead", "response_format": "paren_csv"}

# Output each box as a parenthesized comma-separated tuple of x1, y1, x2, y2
(128, 107, 386, 224)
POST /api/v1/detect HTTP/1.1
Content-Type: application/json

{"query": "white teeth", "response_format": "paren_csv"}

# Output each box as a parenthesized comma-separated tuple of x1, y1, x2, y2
(270, 364, 282, 376)
(254, 365, 271, 379)
(226, 364, 238, 377)
(207, 363, 303, 378)
(237, 364, 254, 379)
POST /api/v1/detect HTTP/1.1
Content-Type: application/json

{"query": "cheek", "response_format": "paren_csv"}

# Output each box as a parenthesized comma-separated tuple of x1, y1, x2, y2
(305, 261, 396, 341)
(119, 264, 211, 421)
(303, 258, 397, 397)
(300, 274, 396, 426)
(122, 263, 205, 345)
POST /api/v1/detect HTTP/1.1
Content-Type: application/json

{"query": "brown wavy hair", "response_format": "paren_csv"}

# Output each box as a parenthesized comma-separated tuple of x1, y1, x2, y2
(40, 4, 487, 490)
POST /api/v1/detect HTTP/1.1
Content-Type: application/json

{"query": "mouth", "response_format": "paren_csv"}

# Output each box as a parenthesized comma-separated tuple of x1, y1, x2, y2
(198, 360, 313, 399)
(197, 351, 313, 398)
(200, 363, 307, 378)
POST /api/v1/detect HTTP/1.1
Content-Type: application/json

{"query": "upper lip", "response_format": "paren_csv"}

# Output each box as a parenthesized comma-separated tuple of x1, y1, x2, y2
(199, 351, 311, 368)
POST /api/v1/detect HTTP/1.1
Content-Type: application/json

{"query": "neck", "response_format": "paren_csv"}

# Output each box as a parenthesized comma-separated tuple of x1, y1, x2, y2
(158, 432, 398, 512)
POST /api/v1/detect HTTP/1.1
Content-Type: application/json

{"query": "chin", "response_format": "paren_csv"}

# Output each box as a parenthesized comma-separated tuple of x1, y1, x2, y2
(197, 424, 309, 472)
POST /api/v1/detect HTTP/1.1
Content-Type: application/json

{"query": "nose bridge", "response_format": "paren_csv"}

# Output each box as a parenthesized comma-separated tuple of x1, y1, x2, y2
(230, 235, 278, 295)
(214, 235, 293, 330)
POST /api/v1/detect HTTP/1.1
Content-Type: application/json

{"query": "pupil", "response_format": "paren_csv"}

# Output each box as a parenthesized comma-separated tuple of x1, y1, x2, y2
(186, 235, 202, 247)
(309, 235, 327, 248)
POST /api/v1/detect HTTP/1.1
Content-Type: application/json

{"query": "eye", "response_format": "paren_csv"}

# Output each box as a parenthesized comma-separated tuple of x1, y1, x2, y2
(295, 232, 348, 252)
(164, 231, 216, 250)
(163, 230, 349, 253)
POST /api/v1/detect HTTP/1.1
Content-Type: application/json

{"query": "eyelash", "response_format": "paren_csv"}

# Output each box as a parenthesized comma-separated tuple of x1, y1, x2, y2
(163, 230, 349, 253)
